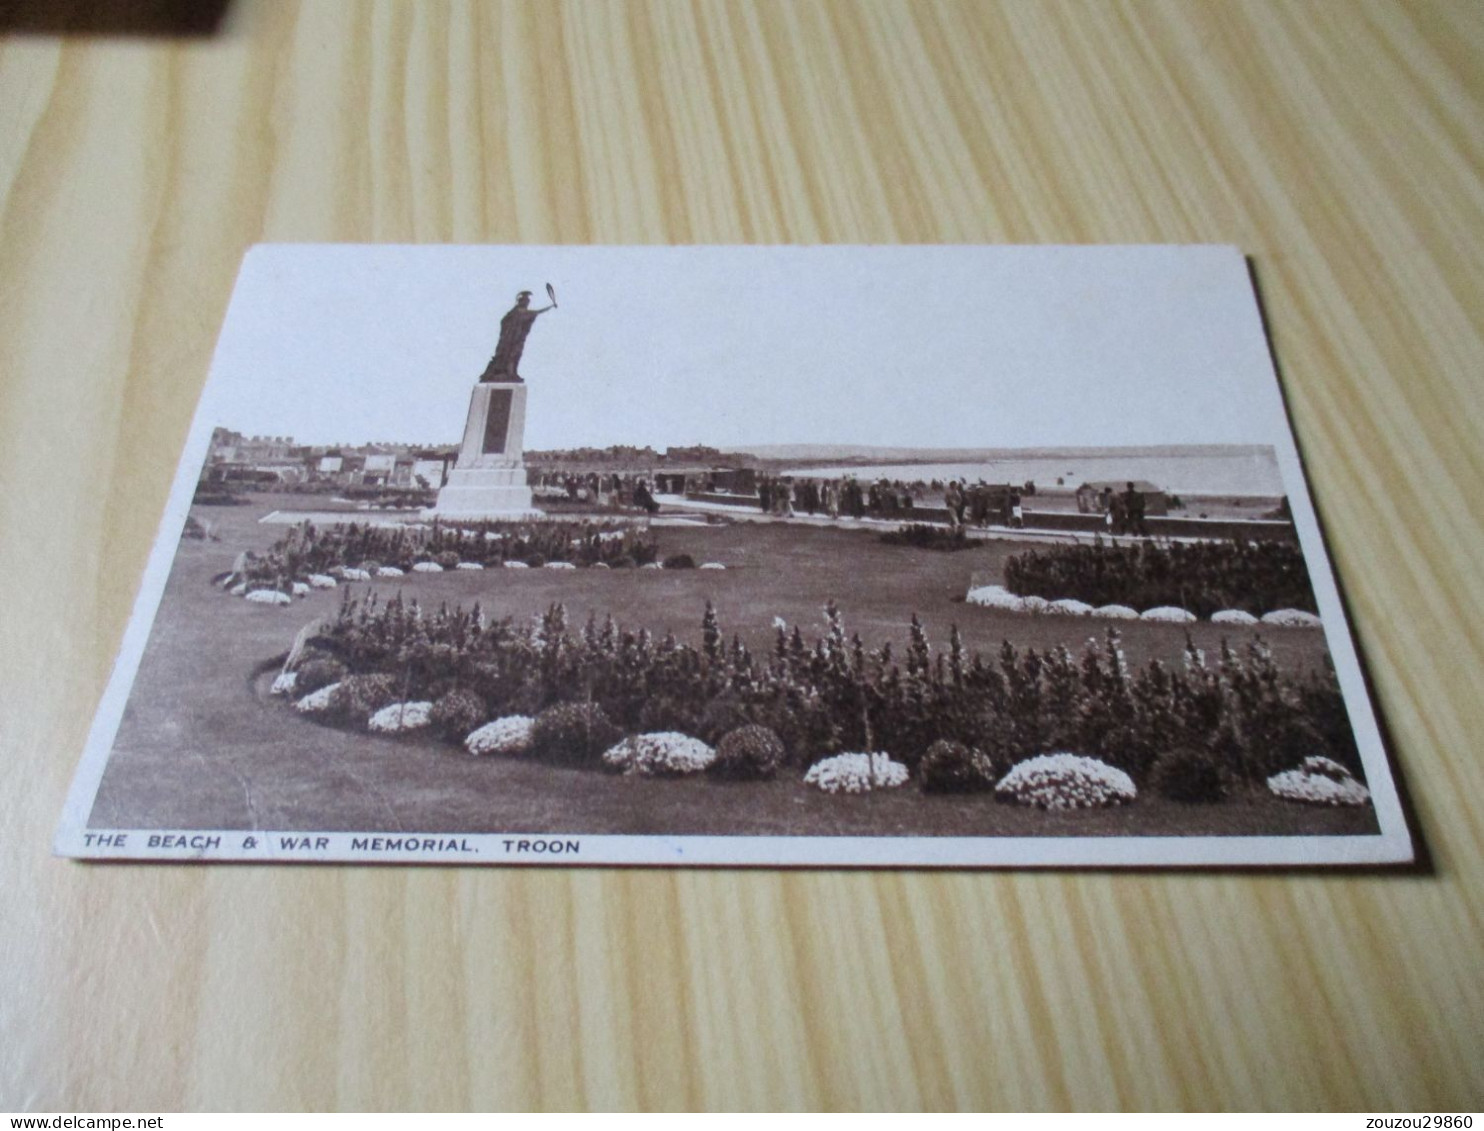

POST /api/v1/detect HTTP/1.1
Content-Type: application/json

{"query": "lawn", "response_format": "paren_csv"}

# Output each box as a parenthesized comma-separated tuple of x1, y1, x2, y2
(87, 494, 1375, 839)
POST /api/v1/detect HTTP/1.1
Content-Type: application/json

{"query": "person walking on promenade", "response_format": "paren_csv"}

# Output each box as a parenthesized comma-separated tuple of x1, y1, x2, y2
(1124, 482, 1148, 536)
(1108, 488, 1127, 535)
(781, 477, 796, 518)
(822, 480, 839, 519)
(944, 482, 963, 529)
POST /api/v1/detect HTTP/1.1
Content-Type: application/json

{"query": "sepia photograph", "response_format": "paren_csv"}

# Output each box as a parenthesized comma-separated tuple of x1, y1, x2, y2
(56, 244, 1412, 866)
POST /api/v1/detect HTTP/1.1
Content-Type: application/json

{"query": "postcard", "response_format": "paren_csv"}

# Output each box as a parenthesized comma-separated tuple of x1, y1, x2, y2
(56, 245, 1413, 866)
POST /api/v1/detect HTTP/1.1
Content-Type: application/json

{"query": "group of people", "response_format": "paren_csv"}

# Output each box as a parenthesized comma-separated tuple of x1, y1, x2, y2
(528, 466, 1155, 536)
(751, 474, 1041, 529)
(755, 475, 924, 520)
(942, 481, 1025, 529)
(530, 469, 661, 514)
(1092, 483, 1149, 536)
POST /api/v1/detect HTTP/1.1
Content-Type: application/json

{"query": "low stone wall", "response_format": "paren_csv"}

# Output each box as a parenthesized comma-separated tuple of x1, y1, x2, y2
(682, 492, 1297, 543)
(1019, 510, 1298, 543)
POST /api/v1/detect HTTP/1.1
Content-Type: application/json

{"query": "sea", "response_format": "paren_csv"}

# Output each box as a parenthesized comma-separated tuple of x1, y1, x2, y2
(784, 450, 1285, 497)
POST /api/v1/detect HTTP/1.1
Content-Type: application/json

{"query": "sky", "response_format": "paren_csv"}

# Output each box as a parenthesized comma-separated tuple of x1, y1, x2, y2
(202, 244, 1294, 452)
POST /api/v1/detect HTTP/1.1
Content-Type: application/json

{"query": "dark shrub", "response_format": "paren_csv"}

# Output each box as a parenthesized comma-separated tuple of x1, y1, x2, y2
(1150, 746, 1229, 803)
(879, 524, 975, 552)
(294, 656, 347, 697)
(436, 550, 461, 569)
(610, 556, 635, 569)
(636, 693, 703, 737)
(663, 553, 696, 570)
(528, 701, 621, 766)
(696, 694, 754, 744)
(709, 725, 786, 780)
(918, 739, 1000, 793)
(525, 553, 547, 568)
(430, 688, 487, 743)
(1002, 537, 1318, 619)
(334, 673, 399, 726)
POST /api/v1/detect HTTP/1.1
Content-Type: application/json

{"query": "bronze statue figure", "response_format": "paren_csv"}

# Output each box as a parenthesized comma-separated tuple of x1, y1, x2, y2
(480, 288, 556, 382)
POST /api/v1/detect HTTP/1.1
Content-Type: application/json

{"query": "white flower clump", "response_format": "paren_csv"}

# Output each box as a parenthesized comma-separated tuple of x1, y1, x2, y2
(1022, 595, 1050, 614)
(641, 562, 663, 570)
(412, 561, 443, 573)
(1092, 604, 1139, 620)
(804, 752, 910, 794)
(1211, 609, 1259, 626)
(367, 701, 434, 733)
(589, 562, 610, 570)
(1267, 756, 1370, 806)
(700, 562, 726, 570)
(1262, 608, 1323, 628)
(545, 561, 577, 570)
(270, 670, 298, 696)
(245, 589, 291, 605)
(294, 682, 342, 713)
(995, 754, 1136, 810)
(465, 715, 534, 756)
(966, 585, 1026, 612)
(1140, 606, 1196, 623)
(1047, 598, 1094, 616)
(603, 732, 717, 776)
(229, 582, 248, 596)
(376, 566, 405, 577)
(291, 581, 311, 597)
(340, 567, 371, 582)
(503, 561, 529, 570)
(308, 574, 338, 589)
(456, 562, 484, 571)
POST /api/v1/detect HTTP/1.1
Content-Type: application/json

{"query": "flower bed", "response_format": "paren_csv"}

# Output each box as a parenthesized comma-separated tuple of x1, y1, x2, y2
(1140, 606, 1197, 623)
(1267, 755, 1370, 806)
(995, 754, 1136, 810)
(603, 732, 716, 776)
(966, 585, 1024, 612)
(271, 595, 1359, 792)
(245, 589, 290, 605)
(1047, 598, 1094, 616)
(368, 701, 434, 733)
(1261, 608, 1323, 628)
(804, 752, 910, 794)
(1211, 609, 1259, 625)
(465, 716, 534, 757)
(294, 681, 342, 714)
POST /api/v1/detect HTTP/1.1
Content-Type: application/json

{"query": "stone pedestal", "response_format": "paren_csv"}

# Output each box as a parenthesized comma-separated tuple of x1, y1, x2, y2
(428, 381, 540, 519)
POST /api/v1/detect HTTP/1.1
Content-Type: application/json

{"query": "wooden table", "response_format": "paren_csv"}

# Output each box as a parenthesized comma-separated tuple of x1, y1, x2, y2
(2, 0, 1481, 1111)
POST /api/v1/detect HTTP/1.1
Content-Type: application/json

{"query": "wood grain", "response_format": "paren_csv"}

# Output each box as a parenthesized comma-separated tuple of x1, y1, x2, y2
(2, 0, 1482, 1111)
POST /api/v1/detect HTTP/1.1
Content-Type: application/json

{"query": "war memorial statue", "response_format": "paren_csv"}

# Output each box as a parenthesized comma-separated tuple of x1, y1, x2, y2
(429, 285, 557, 519)
(479, 288, 557, 383)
